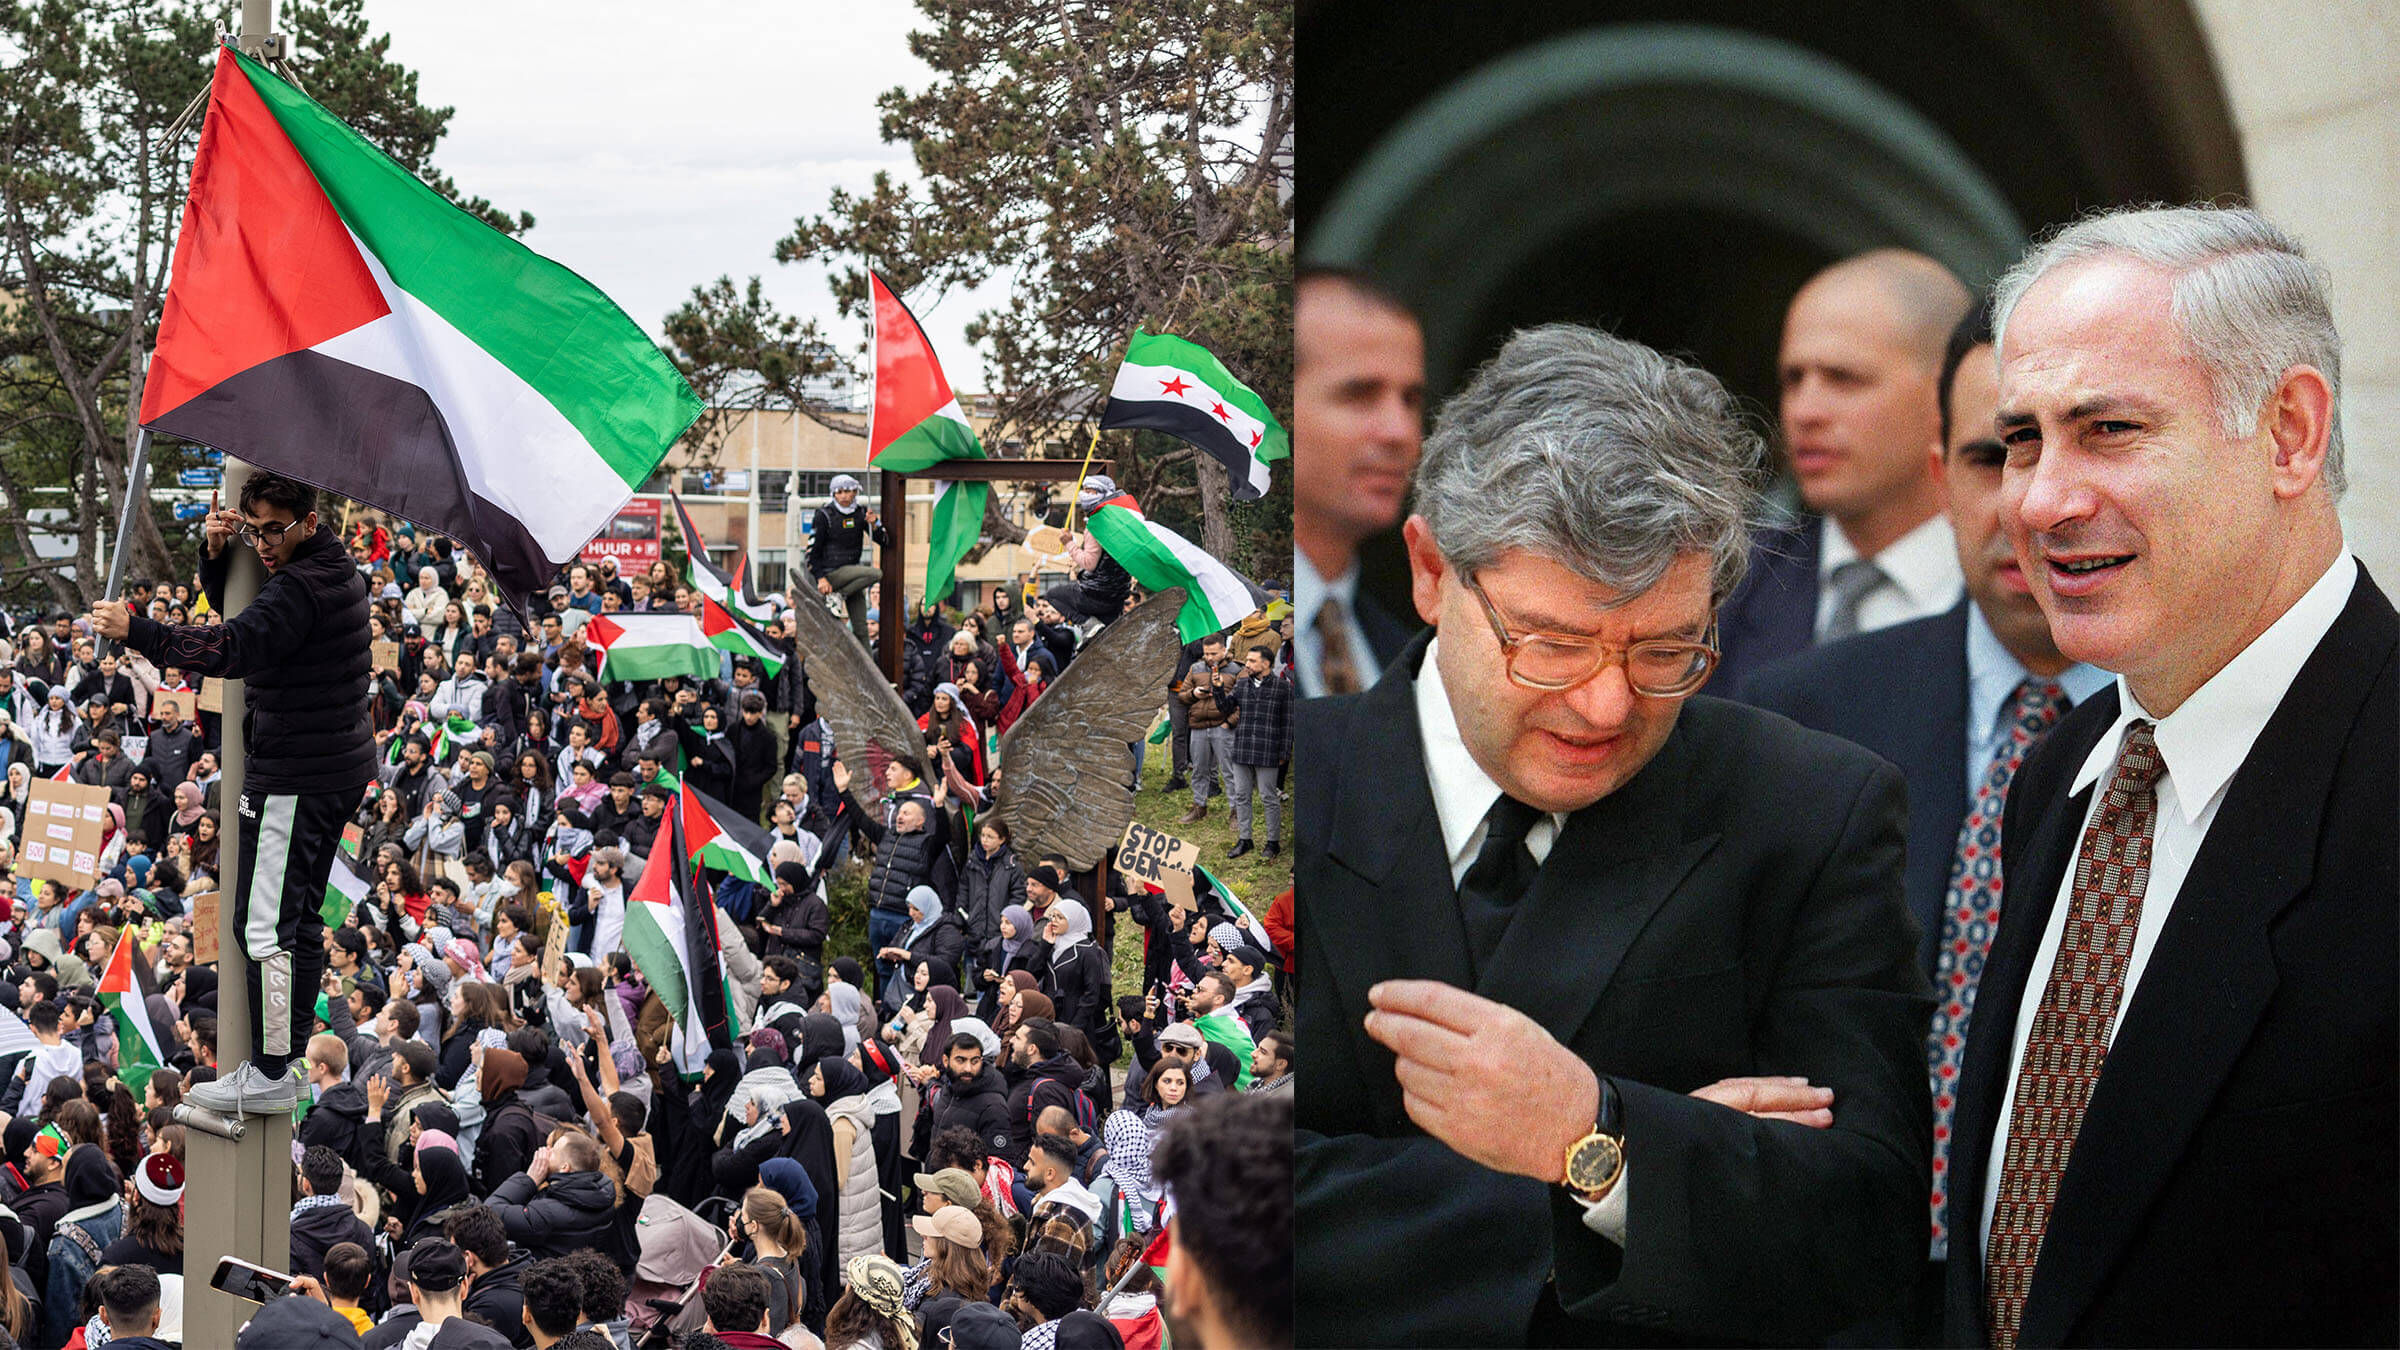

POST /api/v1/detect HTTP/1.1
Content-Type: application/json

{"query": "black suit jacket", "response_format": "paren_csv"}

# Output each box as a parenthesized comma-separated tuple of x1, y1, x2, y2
(1745, 602, 1972, 982)
(1944, 568, 2398, 1348)
(1712, 516, 1823, 699)
(1296, 632, 1934, 1346)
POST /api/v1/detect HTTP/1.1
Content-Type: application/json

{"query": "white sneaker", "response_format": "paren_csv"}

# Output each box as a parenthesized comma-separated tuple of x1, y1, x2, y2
(183, 1061, 300, 1116)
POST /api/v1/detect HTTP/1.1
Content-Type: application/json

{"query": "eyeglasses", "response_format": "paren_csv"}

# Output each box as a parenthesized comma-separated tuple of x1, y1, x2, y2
(1462, 573, 1719, 696)
(234, 519, 298, 547)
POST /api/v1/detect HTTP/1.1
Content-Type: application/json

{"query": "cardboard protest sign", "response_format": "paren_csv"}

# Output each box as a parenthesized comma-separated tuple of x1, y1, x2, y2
(1117, 820, 1201, 890)
(1157, 863, 1199, 924)
(17, 778, 110, 889)
(191, 889, 219, 964)
(149, 688, 196, 723)
(340, 822, 364, 859)
(372, 639, 402, 673)
(196, 679, 224, 713)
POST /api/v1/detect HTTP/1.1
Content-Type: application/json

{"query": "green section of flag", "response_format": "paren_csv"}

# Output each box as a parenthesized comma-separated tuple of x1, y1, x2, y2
(323, 856, 370, 928)
(232, 51, 701, 490)
(1192, 1009, 1256, 1091)
(923, 479, 987, 604)
(870, 406, 984, 474)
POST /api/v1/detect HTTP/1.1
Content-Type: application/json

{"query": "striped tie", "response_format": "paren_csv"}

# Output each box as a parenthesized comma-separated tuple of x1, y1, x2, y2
(1927, 678, 2067, 1259)
(1984, 721, 2164, 1349)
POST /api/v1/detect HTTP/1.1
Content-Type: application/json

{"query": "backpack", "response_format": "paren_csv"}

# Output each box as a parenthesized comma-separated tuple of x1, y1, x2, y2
(1027, 1076, 1098, 1138)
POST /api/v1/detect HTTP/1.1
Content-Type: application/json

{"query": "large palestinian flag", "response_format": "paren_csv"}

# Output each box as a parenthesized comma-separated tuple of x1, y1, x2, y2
(624, 794, 741, 1076)
(583, 613, 724, 683)
(869, 274, 987, 605)
(682, 780, 774, 887)
(1084, 491, 1264, 642)
(98, 930, 167, 1098)
(140, 48, 702, 613)
(1100, 331, 1288, 501)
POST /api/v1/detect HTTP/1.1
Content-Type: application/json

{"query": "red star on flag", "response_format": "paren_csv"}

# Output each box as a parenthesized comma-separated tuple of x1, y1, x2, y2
(1158, 376, 1191, 396)
(1210, 402, 1230, 421)
(1249, 430, 1262, 448)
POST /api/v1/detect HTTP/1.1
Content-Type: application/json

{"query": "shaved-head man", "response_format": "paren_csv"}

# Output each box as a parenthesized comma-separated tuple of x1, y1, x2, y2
(1717, 249, 1972, 695)
(1294, 267, 1427, 697)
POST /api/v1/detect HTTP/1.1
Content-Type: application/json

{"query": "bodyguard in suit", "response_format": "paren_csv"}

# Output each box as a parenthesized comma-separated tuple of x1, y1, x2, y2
(1748, 299, 2111, 1344)
(1945, 205, 2397, 1348)
(1296, 325, 1933, 1345)
(1293, 268, 1426, 696)
(1713, 251, 1971, 694)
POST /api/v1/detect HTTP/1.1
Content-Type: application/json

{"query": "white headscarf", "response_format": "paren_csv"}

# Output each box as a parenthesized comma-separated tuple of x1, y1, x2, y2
(1046, 897, 1093, 958)
(903, 886, 945, 946)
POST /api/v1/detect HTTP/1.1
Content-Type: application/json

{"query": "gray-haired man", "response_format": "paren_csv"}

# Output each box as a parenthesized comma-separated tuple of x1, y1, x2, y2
(1296, 325, 1932, 1345)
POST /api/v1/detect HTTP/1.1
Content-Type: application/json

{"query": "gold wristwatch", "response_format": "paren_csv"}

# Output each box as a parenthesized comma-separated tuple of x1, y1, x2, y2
(1562, 1075, 1625, 1202)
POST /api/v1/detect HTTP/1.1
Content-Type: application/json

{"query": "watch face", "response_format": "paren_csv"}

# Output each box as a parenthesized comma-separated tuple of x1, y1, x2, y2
(1567, 1133, 1624, 1193)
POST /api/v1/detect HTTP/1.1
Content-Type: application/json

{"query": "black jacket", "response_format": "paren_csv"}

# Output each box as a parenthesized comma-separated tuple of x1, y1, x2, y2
(462, 1248, 533, 1348)
(729, 717, 780, 808)
(487, 1167, 618, 1259)
(897, 911, 968, 976)
(915, 1064, 1016, 1161)
(959, 844, 1026, 949)
(1045, 940, 1111, 1048)
(296, 1080, 371, 1162)
(861, 817, 951, 915)
(126, 524, 373, 794)
(806, 503, 885, 577)
(1000, 1053, 1091, 1169)
(289, 1197, 375, 1279)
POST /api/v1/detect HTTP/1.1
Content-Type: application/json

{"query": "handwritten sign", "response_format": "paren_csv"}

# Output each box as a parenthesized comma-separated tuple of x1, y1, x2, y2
(149, 688, 195, 723)
(196, 680, 224, 714)
(18, 779, 109, 889)
(1117, 821, 1201, 890)
(191, 889, 219, 965)
(372, 639, 402, 673)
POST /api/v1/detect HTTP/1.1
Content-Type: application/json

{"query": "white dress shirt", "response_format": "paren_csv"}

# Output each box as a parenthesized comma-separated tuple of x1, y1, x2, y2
(1977, 550, 2359, 1251)
(1295, 550, 1382, 699)
(1816, 514, 1966, 639)
(1962, 605, 2113, 788)
(1413, 638, 1630, 1240)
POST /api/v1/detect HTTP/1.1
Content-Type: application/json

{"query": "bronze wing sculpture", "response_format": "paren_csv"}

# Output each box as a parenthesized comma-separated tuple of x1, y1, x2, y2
(779, 587, 930, 806)
(993, 587, 1186, 871)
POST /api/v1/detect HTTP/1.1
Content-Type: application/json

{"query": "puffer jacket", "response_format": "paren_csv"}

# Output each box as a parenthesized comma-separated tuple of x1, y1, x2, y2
(826, 1093, 881, 1274)
(125, 523, 373, 793)
(488, 1166, 619, 1259)
(959, 843, 1026, 949)
(864, 823, 945, 916)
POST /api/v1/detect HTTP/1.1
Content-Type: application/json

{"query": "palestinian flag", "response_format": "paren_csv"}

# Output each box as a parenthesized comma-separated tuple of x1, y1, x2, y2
(98, 930, 166, 1097)
(583, 613, 724, 683)
(671, 493, 776, 624)
(698, 593, 786, 678)
(869, 274, 988, 604)
(681, 780, 774, 887)
(139, 48, 702, 613)
(322, 854, 371, 928)
(1191, 1008, 1256, 1091)
(1100, 331, 1287, 501)
(624, 793, 741, 1076)
(1084, 492, 1264, 642)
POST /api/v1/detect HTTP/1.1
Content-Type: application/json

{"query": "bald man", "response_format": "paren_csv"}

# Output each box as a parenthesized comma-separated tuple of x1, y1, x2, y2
(1293, 268, 1427, 697)
(1717, 249, 1971, 696)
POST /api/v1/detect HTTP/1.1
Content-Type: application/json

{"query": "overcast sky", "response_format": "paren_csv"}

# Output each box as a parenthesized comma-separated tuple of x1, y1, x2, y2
(369, 0, 995, 389)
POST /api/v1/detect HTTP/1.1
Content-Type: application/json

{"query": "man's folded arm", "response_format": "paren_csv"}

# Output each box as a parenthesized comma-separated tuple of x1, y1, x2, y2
(1553, 758, 1934, 1342)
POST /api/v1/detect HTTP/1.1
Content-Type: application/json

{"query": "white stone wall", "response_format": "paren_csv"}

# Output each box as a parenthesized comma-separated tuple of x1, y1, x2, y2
(2197, 1, 2400, 578)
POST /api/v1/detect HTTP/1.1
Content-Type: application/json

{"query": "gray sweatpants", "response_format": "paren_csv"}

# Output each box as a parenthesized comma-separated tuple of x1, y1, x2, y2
(1229, 760, 1281, 844)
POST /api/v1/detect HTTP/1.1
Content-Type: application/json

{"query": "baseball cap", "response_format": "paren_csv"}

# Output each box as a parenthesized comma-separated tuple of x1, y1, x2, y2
(911, 1204, 982, 1248)
(404, 1238, 467, 1292)
(1156, 1023, 1205, 1050)
(548, 585, 570, 602)
(913, 1168, 981, 1209)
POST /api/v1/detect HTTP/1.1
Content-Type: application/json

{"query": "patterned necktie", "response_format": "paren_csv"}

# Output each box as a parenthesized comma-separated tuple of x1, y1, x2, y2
(1315, 596, 1361, 696)
(1457, 795, 1543, 971)
(1926, 678, 2068, 1260)
(1985, 721, 2164, 1349)
(1822, 557, 1892, 641)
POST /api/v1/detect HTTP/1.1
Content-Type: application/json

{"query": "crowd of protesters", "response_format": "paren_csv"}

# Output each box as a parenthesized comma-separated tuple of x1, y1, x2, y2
(0, 506, 1293, 1350)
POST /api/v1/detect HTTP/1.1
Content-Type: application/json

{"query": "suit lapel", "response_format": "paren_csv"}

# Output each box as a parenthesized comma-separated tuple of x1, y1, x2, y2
(1476, 713, 1718, 1045)
(2018, 571, 2398, 1345)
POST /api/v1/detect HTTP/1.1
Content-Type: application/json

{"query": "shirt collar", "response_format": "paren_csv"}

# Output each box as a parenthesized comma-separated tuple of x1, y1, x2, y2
(1964, 602, 2113, 734)
(1413, 636, 1563, 872)
(1819, 513, 1964, 614)
(1294, 551, 1358, 633)
(2070, 550, 2357, 825)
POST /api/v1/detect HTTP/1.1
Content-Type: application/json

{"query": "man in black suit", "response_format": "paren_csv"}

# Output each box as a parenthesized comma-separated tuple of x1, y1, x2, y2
(1296, 324, 1933, 1345)
(1713, 251, 1971, 695)
(1944, 205, 2396, 1348)
(1748, 299, 2111, 1343)
(1293, 268, 1425, 696)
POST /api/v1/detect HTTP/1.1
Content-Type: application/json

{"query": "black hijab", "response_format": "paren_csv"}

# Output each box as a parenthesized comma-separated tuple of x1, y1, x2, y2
(794, 1013, 846, 1082)
(776, 1099, 840, 1311)
(810, 1058, 867, 1103)
(406, 1144, 472, 1243)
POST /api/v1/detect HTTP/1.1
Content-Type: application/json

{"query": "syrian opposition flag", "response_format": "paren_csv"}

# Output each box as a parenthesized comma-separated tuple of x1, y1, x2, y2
(322, 854, 371, 928)
(583, 613, 724, 683)
(1084, 492, 1264, 642)
(139, 48, 702, 613)
(681, 780, 774, 887)
(869, 274, 988, 604)
(98, 930, 167, 1097)
(671, 494, 776, 624)
(624, 793, 741, 1076)
(1100, 331, 1288, 501)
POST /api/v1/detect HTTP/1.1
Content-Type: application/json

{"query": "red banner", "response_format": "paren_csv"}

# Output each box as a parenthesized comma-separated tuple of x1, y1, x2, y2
(582, 497, 662, 568)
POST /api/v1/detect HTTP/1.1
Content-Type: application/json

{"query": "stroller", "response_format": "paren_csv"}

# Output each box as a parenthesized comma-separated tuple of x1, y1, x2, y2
(628, 1191, 732, 1349)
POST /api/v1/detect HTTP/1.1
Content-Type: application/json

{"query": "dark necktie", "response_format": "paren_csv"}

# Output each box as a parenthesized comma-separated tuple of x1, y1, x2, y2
(1926, 678, 2067, 1259)
(1822, 557, 1892, 641)
(1315, 597, 1361, 696)
(1985, 721, 2164, 1349)
(1457, 795, 1543, 971)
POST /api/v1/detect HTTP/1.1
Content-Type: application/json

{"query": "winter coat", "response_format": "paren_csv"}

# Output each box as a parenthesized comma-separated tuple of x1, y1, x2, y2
(488, 1167, 619, 1259)
(959, 844, 1026, 949)
(825, 1094, 881, 1274)
(297, 1080, 372, 1161)
(1046, 939, 1113, 1051)
(915, 1064, 1016, 1163)
(1000, 1053, 1092, 1169)
(290, 1195, 375, 1279)
(44, 1195, 124, 1348)
(125, 523, 374, 794)
(862, 820, 948, 916)
(897, 912, 968, 979)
